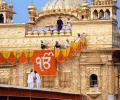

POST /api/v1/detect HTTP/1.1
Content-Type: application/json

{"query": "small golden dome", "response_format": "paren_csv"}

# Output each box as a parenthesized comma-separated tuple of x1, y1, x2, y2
(28, 3, 36, 10)
(9, 3, 13, 8)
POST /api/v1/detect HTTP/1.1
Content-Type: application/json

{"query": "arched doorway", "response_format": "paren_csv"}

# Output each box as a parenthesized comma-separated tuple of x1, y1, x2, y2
(105, 9, 110, 19)
(99, 9, 104, 19)
(93, 10, 98, 19)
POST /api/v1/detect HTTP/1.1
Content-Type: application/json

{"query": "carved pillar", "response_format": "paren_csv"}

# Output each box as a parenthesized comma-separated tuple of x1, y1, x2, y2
(107, 61, 115, 99)
(54, 62, 61, 88)
(71, 56, 80, 92)
(3, 13, 6, 23)
(91, 9, 94, 20)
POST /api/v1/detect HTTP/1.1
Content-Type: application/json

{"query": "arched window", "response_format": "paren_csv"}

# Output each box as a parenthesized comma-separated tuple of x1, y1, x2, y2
(0, 14, 4, 23)
(99, 9, 104, 19)
(105, 9, 110, 19)
(90, 74, 98, 87)
(93, 10, 98, 19)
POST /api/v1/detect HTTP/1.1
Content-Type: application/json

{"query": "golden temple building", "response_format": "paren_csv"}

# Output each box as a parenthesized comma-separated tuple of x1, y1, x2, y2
(0, 0, 120, 100)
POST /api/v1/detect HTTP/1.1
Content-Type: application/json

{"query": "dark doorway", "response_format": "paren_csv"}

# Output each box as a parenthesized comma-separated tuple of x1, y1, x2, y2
(90, 74, 98, 87)
(0, 14, 4, 23)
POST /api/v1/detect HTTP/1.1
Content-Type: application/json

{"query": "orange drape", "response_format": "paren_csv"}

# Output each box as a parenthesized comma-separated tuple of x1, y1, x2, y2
(2, 51, 10, 59)
(19, 51, 27, 64)
(67, 47, 73, 59)
(0, 52, 5, 64)
(29, 50, 41, 63)
(7, 52, 16, 64)
(57, 51, 65, 62)
(76, 43, 81, 53)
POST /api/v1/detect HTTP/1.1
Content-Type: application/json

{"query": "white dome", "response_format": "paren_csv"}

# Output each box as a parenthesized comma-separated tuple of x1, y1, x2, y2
(42, 0, 83, 11)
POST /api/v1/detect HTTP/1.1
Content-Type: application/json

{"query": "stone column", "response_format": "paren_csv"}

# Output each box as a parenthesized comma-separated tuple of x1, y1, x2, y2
(3, 13, 6, 23)
(91, 9, 93, 20)
(107, 62, 115, 100)
(18, 64, 24, 86)
(71, 56, 80, 93)
(80, 64, 86, 94)
(101, 64, 108, 100)
(54, 62, 61, 88)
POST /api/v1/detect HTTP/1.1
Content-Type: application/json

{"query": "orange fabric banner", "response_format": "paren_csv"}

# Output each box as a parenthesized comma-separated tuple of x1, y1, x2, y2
(19, 51, 27, 64)
(7, 52, 16, 64)
(29, 50, 42, 63)
(76, 43, 81, 53)
(2, 51, 10, 59)
(67, 47, 73, 59)
(55, 48, 60, 58)
(34, 50, 56, 76)
(57, 50, 65, 62)
(0, 52, 5, 64)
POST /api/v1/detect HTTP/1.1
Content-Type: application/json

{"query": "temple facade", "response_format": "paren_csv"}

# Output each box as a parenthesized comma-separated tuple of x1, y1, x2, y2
(0, 0, 120, 100)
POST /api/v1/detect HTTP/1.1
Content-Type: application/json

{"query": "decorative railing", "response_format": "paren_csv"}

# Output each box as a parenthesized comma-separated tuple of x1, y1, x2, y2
(93, 1, 115, 6)
(25, 25, 72, 37)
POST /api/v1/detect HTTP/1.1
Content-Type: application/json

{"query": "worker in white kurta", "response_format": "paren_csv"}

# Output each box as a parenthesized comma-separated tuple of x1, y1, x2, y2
(66, 18, 72, 29)
(27, 69, 35, 88)
(34, 71, 41, 88)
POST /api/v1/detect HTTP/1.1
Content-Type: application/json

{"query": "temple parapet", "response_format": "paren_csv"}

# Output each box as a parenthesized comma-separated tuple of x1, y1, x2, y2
(25, 26, 72, 37)
(93, 1, 116, 6)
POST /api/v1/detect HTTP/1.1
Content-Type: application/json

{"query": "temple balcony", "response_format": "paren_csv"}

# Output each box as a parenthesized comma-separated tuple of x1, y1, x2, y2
(25, 26, 72, 37)
(86, 87, 101, 99)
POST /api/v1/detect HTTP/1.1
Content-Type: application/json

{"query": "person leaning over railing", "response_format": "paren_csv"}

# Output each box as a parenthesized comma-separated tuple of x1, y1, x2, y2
(54, 41, 61, 49)
(40, 40, 46, 49)
(64, 39, 70, 48)
(72, 33, 81, 42)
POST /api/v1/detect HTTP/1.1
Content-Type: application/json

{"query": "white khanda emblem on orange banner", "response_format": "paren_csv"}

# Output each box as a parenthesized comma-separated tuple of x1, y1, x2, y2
(34, 50, 56, 76)
(36, 52, 54, 71)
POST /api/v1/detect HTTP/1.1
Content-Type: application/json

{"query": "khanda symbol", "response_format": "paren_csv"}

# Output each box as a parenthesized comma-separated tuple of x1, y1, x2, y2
(36, 52, 54, 71)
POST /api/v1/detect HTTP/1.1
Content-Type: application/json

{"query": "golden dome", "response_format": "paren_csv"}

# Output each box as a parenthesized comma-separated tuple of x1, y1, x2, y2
(28, 3, 36, 10)
(42, 0, 83, 11)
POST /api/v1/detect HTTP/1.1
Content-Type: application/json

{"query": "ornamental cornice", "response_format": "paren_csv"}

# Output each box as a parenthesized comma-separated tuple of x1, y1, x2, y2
(72, 20, 114, 25)
(35, 9, 79, 23)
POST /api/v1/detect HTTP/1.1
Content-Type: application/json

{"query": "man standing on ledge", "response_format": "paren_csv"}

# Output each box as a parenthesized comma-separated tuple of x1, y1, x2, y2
(34, 71, 41, 88)
(27, 69, 35, 88)
(57, 17, 63, 33)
